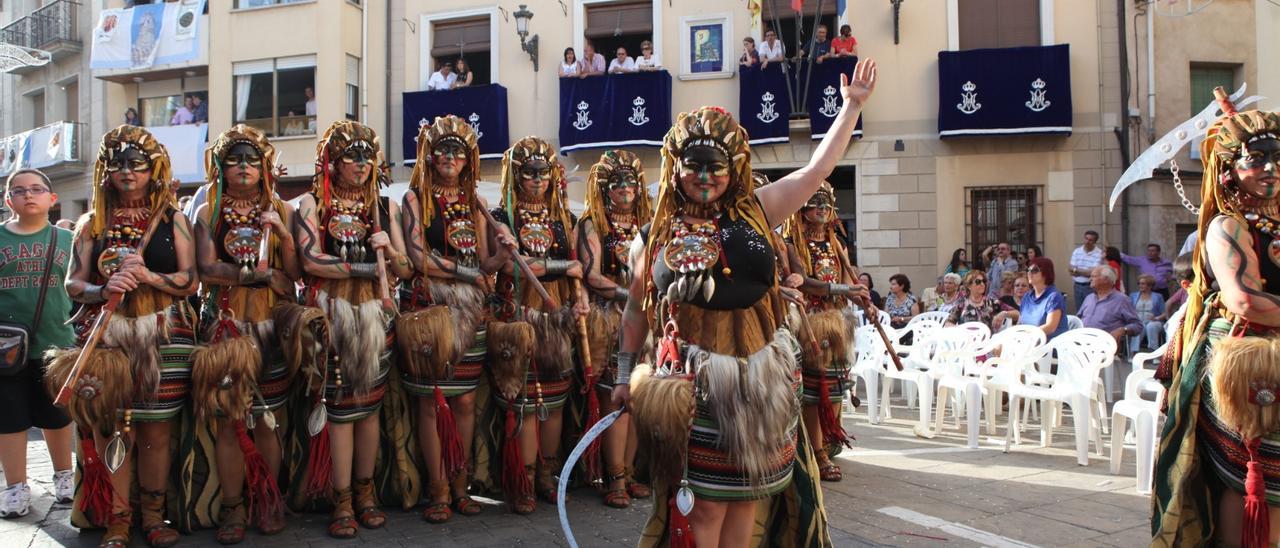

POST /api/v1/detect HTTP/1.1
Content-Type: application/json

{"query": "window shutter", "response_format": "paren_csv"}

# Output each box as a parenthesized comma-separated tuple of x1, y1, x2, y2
(432, 17, 490, 58)
(584, 1, 654, 38)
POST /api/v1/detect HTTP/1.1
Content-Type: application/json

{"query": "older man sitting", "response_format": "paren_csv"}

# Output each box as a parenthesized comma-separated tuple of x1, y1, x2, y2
(1078, 265, 1141, 345)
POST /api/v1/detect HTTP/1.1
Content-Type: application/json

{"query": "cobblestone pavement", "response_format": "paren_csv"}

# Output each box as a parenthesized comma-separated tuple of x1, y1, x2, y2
(4, 393, 1150, 547)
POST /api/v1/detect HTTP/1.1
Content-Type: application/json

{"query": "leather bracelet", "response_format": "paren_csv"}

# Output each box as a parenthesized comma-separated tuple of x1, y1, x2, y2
(615, 351, 637, 386)
(611, 287, 630, 304)
(828, 283, 852, 296)
(454, 265, 482, 285)
(544, 259, 575, 276)
(239, 268, 270, 285)
(349, 263, 378, 279)
(83, 284, 106, 304)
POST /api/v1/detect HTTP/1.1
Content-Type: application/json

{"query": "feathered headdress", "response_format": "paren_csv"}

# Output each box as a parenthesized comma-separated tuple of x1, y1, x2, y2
(312, 120, 384, 218)
(783, 181, 841, 271)
(205, 124, 285, 234)
(581, 149, 652, 231)
(85, 125, 176, 239)
(410, 115, 481, 228)
(498, 136, 573, 232)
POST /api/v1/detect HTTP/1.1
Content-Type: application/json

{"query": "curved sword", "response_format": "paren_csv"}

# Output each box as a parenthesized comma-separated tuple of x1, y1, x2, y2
(1108, 83, 1265, 211)
(558, 408, 624, 548)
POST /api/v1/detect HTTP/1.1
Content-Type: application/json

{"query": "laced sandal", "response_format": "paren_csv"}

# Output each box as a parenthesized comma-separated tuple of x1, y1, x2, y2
(625, 467, 652, 499)
(451, 475, 482, 516)
(257, 502, 285, 537)
(511, 466, 536, 515)
(140, 490, 179, 548)
(215, 499, 248, 545)
(817, 452, 843, 482)
(98, 513, 131, 548)
(327, 488, 358, 539)
(352, 478, 386, 529)
(536, 459, 560, 504)
(603, 470, 630, 509)
(421, 481, 452, 524)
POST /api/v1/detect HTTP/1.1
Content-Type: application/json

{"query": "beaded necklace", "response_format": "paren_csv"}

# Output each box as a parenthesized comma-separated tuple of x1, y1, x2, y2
(517, 204, 554, 257)
(222, 199, 264, 278)
(663, 211, 729, 302)
(433, 190, 478, 261)
(1244, 210, 1280, 268)
(605, 212, 637, 270)
(98, 207, 150, 278)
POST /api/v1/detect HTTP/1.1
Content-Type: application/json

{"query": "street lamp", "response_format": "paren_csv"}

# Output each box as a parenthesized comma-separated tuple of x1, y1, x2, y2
(514, 4, 539, 72)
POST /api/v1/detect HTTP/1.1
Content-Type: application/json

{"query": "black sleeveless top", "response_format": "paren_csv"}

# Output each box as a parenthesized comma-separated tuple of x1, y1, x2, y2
(491, 206, 573, 283)
(1253, 227, 1280, 294)
(91, 208, 179, 280)
(647, 216, 776, 310)
(582, 215, 630, 278)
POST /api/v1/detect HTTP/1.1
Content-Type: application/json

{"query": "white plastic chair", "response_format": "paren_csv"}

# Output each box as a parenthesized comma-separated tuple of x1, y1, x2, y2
(1066, 314, 1084, 331)
(927, 323, 993, 447)
(979, 325, 1047, 434)
(878, 320, 942, 436)
(889, 317, 945, 411)
(849, 325, 885, 424)
(1004, 328, 1117, 465)
(1109, 364, 1165, 494)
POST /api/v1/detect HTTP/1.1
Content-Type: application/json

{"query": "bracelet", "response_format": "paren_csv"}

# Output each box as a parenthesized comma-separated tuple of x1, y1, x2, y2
(611, 287, 630, 304)
(544, 259, 575, 276)
(84, 284, 105, 304)
(616, 351, 637, 386)
(454, 265, 482, 285)
(828, 283, 852, 296)
(349, 263, 377, 279)
(239, 268, 270, 285)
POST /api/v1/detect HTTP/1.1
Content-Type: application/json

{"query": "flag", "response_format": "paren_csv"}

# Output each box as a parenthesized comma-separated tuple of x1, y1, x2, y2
(837, 0, 847, 17)
(792, 0, 804, 13)
(748, 0, 762, 30)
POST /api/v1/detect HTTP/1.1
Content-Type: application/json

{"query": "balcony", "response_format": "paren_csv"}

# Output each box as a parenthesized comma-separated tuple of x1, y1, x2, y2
(0, 121, 86, 180)
(937, 44, 1073, 137)
(0, 0, 82, 75)
(90, 4, 209, 84)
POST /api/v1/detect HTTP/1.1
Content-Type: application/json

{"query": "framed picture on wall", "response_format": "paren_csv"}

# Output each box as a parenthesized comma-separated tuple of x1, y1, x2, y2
(679, 14, 733, 80)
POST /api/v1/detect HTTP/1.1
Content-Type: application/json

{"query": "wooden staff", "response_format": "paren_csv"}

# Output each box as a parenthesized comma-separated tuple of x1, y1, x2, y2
(477, 205, 560, 309)
(780, 290, 822, 356)
(835, 246, 903, 371)
(370, 198, 395, 312)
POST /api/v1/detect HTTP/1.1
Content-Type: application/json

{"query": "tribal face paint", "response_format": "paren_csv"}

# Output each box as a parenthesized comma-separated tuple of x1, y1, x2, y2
(677, 145, 731, 206)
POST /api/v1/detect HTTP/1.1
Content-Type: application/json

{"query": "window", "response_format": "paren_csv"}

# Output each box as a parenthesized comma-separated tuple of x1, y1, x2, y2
(235, 0, 312, 8)
(431, 16, 491, 87)
(584, 1, 654, 67)
(138, 90, 207, 127)
(346, 55, 360, 121)
(1190, 64, 1236, 116)
(27, 91, 45, 129)
(1175, 223, 1197, 256)
(967, 187, 1041, 259)
(233, 55, 316, 137)
(62, 79, 78, 123)
(958, 0, 1040, 50)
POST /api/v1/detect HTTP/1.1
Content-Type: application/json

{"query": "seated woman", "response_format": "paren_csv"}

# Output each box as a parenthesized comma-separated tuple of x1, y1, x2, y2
(884, 273, 919, 330)
(1130, 274, 1166, 353)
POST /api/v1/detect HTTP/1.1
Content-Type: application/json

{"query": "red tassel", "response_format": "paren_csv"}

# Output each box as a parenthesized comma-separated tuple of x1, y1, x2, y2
(581, 378, 604, 485)
(501, 408, 532, 502)
(817, 375, 852, 449)
(78, 436, 117, 527)
(234, 420, 284, 528)
(1243, 438, 1270, 548)
(304, 424, 332, 500)
(434, 386, 465, 479)
(668, 493, 696, 548)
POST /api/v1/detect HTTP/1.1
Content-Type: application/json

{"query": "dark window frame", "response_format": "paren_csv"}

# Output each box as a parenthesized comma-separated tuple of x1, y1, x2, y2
(966, 186, 1042, 261)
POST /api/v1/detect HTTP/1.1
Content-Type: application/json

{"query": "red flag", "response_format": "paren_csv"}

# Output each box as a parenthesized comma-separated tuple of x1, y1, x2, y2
(792, 0, 804, 12)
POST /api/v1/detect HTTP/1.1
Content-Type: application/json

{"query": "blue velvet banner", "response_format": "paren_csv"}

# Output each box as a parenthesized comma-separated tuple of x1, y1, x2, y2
(559, 71, 672, 153)
(738, 63, 792, 145)
(804, 56, 864, 140)
(937, 44, 1073, 137)
(402, 84, 510, 163)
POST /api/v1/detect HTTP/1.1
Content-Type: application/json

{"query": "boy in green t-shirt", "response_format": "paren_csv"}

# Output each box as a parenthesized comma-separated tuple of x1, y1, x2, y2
(0, 169, 75, 518)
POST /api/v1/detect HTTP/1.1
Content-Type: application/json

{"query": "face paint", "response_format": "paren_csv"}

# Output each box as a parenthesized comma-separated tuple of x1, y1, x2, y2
(340, 141, 375, 164)
(1233, 138, 1280, 201)
(1235, 138, 1280, 172)
(105, 146, 151, 173)
(431, 140, 468, 161)
(221, 143, 262, 169)
(678, 145, 731, 205)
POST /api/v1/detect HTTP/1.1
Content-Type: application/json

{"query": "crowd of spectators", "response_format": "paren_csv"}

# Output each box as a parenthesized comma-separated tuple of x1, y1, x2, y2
(558, 40, 662, 78)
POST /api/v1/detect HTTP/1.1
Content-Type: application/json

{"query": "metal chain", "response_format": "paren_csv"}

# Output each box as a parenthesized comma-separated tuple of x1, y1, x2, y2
(1170, 158, 1201, 215)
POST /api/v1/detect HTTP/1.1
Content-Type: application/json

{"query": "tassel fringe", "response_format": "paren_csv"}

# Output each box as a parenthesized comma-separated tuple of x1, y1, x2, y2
(501, 408, 532, 502)
(78, 436, 117, 527)
(235, 420, 284, 528)
(434, 386, 465, 479)
(304, 424, 333, 500)
(1243, 438, 1270, 548)
(817, 375, 852, 449)
(668, 493, 696, 547)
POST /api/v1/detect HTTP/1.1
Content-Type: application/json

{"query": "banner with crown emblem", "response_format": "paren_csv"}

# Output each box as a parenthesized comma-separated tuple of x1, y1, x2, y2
(558, 71, 672, 153)
(805, 56, 864, 140)
(738, 63, 792, 145)
(402, 84, 510, 163)
(936, 44, 1072, 137)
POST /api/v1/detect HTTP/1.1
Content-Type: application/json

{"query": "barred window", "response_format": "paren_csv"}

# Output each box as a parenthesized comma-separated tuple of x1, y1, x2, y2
(966, 186, 1041, 260)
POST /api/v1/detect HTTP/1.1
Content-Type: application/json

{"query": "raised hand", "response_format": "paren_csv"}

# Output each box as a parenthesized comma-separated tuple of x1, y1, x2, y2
(840, 58, 877, 110)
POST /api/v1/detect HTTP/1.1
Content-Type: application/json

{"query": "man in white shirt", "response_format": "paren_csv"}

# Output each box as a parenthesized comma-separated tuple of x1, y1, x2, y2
(758, 29, 785, 69)
(608, 46, 636, 74)
(426, 63, 457, 91)
(579, 41, 606, 77)
(1068, 229, 1105, 311)
(304, 87, 317, 117)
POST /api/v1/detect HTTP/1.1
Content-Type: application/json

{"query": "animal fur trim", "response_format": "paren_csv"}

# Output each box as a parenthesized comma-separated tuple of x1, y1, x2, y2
(526, 307, 575, 374)
(317, 291, 386, 396)
(800, 310, 852, 373)
(191, 335, 261, 421)
(102, 311, 165, 402)
(44, 346, 132, 436)
(1211, 335, 1280, 441)
(486, 320, 534, 401)
(395, 306, 457, 380)
(630, 374, 693, 483)
(586, 304, 621, 367)
(428, 282, 486, 359)
(272, 302, 330, 393)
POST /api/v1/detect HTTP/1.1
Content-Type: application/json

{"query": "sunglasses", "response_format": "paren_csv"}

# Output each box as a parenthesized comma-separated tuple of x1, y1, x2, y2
(970, 279, 987, 285)
(1027, 267, 1041, 273)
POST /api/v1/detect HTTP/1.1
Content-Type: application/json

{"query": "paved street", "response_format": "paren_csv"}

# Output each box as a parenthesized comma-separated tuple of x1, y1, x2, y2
(3, 392, 1150, 547)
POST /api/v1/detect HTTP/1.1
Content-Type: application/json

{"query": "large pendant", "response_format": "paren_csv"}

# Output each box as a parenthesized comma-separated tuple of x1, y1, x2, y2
(96, 246, 135, 278)
(327, 213, 369, 262)
(307, 403, 327, 437)
(664, 232, 720, 274)
(675, 478, 695, 516)
(1269, 240, 1280, 269)
(815, 259, 839, 282)
(104, 431, 127, 474)
(223, 225, 263, 275)
(445, 219, 478, 256)
(611, 236, 633, 266)
(519, 222, 553, 256)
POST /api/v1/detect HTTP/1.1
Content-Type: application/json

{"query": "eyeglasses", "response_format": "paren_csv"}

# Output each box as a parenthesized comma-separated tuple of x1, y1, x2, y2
(7, 186, 50, 198)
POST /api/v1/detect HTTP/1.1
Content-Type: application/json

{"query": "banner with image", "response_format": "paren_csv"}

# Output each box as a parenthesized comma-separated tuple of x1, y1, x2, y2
(805, 56, 864, 140)
(91, 0, 206, 70)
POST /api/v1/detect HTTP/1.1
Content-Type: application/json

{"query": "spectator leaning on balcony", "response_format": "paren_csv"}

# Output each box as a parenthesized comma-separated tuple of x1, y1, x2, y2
(801, 24, 834, 63)
(740, 37, 760, 67)
(191, 94, 207, 124)
(759, 28, 785, 69)
(170, 95, 195, 126)
(579, 41, 606, 77)
(453, 58, 473, 88)
(635, 40, 660, 71)
(124, 107, 141, 126)
(608, 46, 637, 74)
(1120, 243, 1173, 299)
(559, 47, 580, 78)
(1078, 265, 1141, 346)
(832, 24, 858, 57)
(304, 86, 317, 116)
(426, 62, 457, 91)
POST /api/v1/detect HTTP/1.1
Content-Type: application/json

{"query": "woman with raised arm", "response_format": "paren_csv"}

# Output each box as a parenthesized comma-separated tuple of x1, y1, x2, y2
(611, 59, 875, 547)
(486, 137, 589, 515)
(292, 121, 413, 539)
(190, 125, 301, 543)
(52, 126, 198, 548)
(400, 115, 504, 522)
(1153, 103, 1280, 547)
(575, 150, 653, 508)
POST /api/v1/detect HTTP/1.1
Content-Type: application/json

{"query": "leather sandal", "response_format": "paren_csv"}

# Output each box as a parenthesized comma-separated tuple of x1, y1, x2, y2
(352, 478, 386, 529)
(817, 452, 843, 482)
(603, 469, 630, 509)
(512, 466, 536, 515)
(328, 487, 358, 539)
(140, 490, 179, 548)
(215, 499, 247, 545)
(98, 513, 131, 548)
(536, 458, 560, 504)
(421, 481, 451, 524)
(451, 475, 482, 516)
(625, 467, 652, 499)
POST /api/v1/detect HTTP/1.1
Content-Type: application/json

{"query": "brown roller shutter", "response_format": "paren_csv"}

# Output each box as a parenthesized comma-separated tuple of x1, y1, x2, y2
(959, 0, 1040, 50)
(759, 0, 837, 16)
(432, 16, 490, 58)
(585, 1, 653, 39)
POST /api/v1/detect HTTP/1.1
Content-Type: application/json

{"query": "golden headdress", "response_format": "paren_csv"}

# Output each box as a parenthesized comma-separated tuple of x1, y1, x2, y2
(312, 120, 384, 216)
(498, 136, 573, 231)
(581, 149, 652, 231)
(644, 107, 767, 312)
(86, 125, 176, 239)
(410, 115, 481, 227)
(783, 181, 842, 271)
(205, 124, 285, 232)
